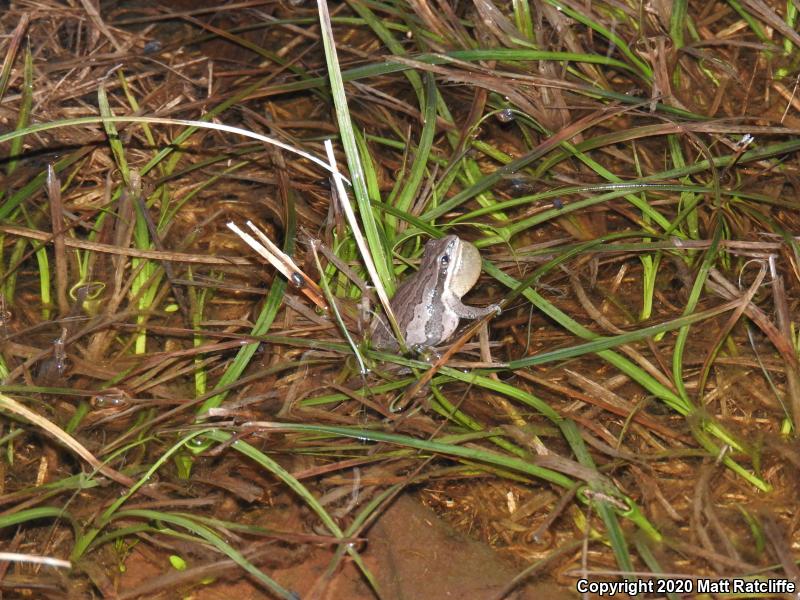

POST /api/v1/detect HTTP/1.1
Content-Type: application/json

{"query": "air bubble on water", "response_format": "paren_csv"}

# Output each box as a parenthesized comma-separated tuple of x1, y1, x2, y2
(496, 108, 515, 123)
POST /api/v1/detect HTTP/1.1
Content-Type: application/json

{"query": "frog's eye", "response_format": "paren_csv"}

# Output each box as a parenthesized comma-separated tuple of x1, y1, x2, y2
(440, 254, 450, 266)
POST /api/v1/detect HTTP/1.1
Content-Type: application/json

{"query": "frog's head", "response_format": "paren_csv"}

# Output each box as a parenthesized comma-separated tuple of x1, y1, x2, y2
(423, 235, 483, 298)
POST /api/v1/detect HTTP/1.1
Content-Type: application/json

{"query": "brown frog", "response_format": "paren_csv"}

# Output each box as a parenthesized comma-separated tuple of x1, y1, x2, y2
(371, 235, 500, 351)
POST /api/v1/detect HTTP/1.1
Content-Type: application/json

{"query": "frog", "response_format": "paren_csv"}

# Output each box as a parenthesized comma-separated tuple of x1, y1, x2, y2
(370, 235, 500, 351)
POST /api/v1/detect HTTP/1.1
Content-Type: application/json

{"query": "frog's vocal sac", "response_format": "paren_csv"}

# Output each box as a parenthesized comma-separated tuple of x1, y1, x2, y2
(370, 235, 500, 351)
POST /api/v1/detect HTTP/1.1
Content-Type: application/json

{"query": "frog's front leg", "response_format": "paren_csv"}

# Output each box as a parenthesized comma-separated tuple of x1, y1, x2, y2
(449, 300, 501, 320)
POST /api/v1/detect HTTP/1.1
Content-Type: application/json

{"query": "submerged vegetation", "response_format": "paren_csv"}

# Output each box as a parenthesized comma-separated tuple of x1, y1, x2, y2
(1, 0, 800, 597)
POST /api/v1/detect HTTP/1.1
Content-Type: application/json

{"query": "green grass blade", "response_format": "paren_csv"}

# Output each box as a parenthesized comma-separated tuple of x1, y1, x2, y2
(317, 0, 392, 288)
(669, 0, 689, 49)
(388, 72, 437, 237)
(97, 86, 130, 185)
(203, 429, 344, 536)
(672, 224, 723, 403)
(112, 509, 296, 599)
(5, 45, 32, 177)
